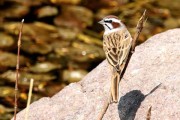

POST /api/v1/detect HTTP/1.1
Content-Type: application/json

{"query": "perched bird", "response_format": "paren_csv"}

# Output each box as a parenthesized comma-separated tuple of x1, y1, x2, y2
(98, 15, 132, 103)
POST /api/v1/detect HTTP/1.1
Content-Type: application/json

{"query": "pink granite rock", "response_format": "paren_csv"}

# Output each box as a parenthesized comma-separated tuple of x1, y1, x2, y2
(13, 29, 180, 120)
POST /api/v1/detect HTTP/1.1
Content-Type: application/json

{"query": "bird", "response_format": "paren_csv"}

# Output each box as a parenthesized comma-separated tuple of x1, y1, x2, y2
(98, 15, 132, 103)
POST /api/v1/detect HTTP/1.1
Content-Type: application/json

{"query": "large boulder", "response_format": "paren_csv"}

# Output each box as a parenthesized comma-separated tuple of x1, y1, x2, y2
(13, 29, 180, 120)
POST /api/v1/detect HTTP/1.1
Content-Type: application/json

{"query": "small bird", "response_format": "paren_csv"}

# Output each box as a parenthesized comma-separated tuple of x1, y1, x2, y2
(98, 15, 132, 103)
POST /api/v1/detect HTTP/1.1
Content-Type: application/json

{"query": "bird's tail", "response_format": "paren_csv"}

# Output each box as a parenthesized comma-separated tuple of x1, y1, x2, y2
(110, 70, 120, 103)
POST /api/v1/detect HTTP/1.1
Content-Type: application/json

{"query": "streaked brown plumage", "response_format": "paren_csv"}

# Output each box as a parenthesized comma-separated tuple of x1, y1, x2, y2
(99, 15, 132, 103)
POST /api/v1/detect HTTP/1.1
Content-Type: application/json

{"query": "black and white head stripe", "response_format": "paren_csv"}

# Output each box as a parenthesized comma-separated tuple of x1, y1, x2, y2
(104, 20, 112, 23)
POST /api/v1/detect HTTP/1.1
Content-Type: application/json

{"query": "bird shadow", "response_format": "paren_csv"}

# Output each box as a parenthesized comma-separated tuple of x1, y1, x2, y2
(118, 83, 161, 120)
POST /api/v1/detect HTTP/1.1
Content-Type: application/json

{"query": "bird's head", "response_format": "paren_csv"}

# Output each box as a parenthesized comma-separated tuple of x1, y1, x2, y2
(98, 15, 124, 34)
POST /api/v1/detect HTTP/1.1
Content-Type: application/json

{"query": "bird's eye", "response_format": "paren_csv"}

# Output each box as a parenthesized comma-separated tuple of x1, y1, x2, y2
(104, 20, 112, 23)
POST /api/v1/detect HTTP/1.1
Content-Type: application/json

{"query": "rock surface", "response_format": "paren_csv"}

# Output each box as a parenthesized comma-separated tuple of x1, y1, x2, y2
(13, 29, 180, 120)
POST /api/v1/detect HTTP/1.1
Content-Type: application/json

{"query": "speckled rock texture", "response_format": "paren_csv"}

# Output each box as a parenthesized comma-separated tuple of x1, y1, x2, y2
(13, 29, 180, 120)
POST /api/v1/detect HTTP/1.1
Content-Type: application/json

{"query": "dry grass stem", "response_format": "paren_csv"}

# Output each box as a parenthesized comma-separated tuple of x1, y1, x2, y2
(14, 19, 24, 120)
(25, 78, 34, 120)
(146, 106, 152, 120)
(132, 9, 147, 52)
(97, 97, 110, 120)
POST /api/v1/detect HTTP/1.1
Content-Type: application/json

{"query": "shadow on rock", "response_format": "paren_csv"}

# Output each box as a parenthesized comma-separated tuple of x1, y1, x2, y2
(118, 83, 161, 120)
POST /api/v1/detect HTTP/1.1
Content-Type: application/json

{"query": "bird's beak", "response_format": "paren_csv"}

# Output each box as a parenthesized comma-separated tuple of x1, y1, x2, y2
(98, 20, 104, 24)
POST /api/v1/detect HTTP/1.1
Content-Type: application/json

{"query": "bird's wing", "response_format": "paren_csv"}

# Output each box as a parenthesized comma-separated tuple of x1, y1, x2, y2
(103, 29, 132, 72)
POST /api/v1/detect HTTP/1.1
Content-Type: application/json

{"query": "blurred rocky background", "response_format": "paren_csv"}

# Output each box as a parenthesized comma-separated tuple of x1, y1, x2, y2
(0, 0, 179, 119)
